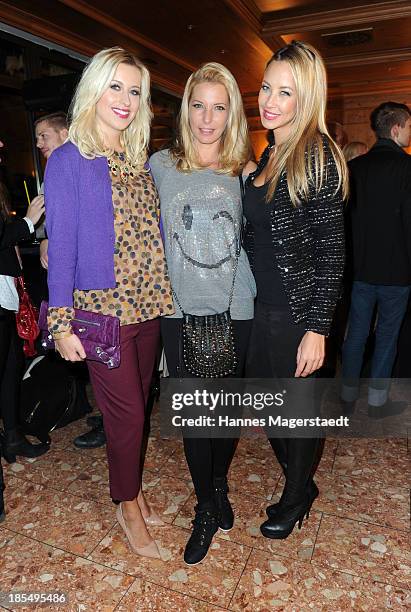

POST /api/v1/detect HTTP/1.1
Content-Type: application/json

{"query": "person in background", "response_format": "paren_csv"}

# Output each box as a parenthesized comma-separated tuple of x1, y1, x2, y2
(150, 62, 256, 565)
(0, 179, 48, 462)
(341, 102, 411, 418)
(328, 120, 345, 148)
(243, 41, 347, 540)
(45, 47, 173, 559)
(33, 112, 68, 266)
(322, 139, 369, 376)
(20, 114, 68, 308)
(35, 112, 68, 163)
(343, 141, 367, 162)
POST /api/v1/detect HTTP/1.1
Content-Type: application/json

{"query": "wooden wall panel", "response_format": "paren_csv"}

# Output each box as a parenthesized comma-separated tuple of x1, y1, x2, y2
(2, 0, 411, 159)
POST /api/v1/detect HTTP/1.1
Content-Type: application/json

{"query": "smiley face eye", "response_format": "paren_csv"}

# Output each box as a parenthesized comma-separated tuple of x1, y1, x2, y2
(213, 210, 234, 223)
(182, 204, 193, 230)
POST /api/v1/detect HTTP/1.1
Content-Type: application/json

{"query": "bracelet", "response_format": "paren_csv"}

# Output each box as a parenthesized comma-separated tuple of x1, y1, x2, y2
(52, 330, 73, 340)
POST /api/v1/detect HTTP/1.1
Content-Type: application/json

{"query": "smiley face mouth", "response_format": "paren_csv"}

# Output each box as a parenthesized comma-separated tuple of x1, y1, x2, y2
(173, 232, 233, 269)
(173, 208, 239, 269)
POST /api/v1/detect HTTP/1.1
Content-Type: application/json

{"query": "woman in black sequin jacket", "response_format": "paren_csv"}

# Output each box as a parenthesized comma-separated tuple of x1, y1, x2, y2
(242, 41, 348, 541)
(244, 132, 345, 337)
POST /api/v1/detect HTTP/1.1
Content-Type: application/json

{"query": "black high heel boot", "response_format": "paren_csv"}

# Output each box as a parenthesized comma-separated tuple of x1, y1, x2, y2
(260, 494, 312, 539)
(261, 437, 320, 539)
(0, 429, 49, 464)
(266, 478, 319, 519)
(266, 436, 322, 519)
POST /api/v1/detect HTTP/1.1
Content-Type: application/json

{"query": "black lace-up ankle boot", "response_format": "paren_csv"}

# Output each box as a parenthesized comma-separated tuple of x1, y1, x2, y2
(184, 503, 219, 565)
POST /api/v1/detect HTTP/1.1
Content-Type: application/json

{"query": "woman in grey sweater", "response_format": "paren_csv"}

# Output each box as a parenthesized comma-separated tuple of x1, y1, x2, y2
(150, 62, 256, 565)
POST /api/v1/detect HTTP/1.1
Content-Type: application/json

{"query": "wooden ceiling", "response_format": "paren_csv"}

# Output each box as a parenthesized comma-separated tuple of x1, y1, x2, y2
(1, 0, 410, 116)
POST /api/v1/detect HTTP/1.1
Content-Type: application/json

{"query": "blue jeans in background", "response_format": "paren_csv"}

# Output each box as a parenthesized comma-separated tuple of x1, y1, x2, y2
(341, 281, 410, 406)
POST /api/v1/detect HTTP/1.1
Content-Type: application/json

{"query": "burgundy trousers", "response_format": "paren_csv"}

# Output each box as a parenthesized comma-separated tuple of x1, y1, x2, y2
(87, 318, 160, 501)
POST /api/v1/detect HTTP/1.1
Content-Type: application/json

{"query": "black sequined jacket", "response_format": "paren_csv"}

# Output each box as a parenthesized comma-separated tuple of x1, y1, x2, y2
(243, 135, 345, 336)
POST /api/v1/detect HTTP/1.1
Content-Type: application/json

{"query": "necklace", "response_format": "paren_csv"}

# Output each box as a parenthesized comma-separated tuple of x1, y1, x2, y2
(108, 152, 136, 183)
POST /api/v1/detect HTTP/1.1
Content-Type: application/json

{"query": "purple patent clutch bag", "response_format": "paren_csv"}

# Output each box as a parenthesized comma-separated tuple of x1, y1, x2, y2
(38, 301, 120, 369)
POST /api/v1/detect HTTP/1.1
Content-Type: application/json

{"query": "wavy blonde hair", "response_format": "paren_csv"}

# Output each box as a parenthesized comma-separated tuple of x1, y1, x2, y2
(170, 62, 251, 175)
(69, 47, 152, 167)
(263, 41, 348, 205)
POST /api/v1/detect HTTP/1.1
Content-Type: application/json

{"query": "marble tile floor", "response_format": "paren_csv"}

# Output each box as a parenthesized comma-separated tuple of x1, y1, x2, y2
(0, 406, 410, 611)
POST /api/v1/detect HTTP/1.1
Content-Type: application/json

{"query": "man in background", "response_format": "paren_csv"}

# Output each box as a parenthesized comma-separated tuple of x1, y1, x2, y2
(33, 112, 68, 267)
(341, 101, 411, 418)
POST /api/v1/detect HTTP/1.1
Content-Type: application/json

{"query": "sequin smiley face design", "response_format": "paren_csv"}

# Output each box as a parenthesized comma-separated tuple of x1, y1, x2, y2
(170, 184, 240, 274)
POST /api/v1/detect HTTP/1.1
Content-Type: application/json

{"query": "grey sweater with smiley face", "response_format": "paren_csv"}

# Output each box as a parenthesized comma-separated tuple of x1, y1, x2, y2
(149, 149, 256, 319)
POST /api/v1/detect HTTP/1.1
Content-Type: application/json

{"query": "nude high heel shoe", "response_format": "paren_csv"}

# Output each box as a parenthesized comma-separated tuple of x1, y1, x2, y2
(144, 509, 165, 527)
(116, 503, 161, 559)
(137, 492, 166, 526)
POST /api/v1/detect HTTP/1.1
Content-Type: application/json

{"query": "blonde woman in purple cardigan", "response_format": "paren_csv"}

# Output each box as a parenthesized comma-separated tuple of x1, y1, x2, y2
(45, 47, 173, 559)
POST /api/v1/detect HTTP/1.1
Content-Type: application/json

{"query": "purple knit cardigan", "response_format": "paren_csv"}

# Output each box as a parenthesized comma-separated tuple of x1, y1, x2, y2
(44, 141, 116, 307)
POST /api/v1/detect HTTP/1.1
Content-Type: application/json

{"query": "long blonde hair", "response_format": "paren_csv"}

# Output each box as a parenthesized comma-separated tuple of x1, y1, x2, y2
(263, 41, 348, 204)
(170, 62, 251, 175)
(69, 47, 152, 168)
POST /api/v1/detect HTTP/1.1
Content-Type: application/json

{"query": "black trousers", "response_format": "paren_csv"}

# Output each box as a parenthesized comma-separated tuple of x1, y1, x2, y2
(161, 317, 252, 506)
(246, 302, 320, 505)
(0, 306, 24, 432)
